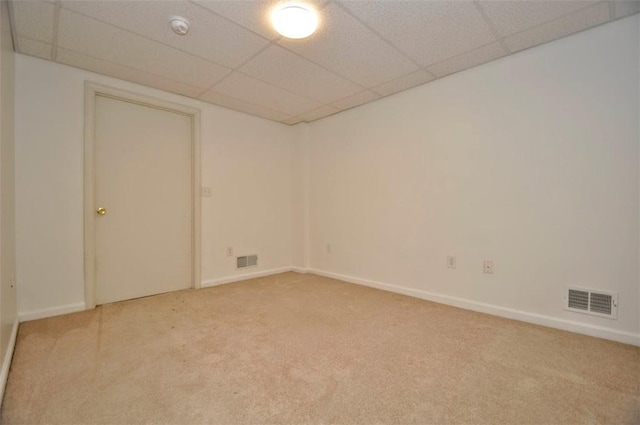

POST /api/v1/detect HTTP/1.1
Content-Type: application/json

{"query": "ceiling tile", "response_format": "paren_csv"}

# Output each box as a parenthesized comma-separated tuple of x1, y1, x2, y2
(16, 37, 52, 60)
(478, 1, 601, 37)
(209, 72, 321, 117)
(194, 0, 327, 40)
(60, 0, 269, 69)
(428, 42, 508, 78)
(339, 1, 496, 66)
(239, 45, 363, 103)
(298, 105, 340, 122)
(371, 70, 435, 97)
(278, 3, 418, 88)
(11, 0, 628, 125)
(56, 48, 204, 99)
(10, 0, 55, 43)
(199, 90, 293, 123)
(331, 90, 380, 111)
(612, 0, 640, 19)
(282, 117, 305, 126)
(57, 9, 231, 89)
(503, 2, 611, 53)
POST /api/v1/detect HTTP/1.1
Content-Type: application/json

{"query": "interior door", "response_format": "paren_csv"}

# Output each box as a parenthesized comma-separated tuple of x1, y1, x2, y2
(94, 95, 192, 305)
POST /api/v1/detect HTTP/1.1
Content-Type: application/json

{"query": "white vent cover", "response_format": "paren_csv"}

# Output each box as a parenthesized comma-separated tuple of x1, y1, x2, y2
(237, 255, 258, 269)
(564, 286, 617, 319)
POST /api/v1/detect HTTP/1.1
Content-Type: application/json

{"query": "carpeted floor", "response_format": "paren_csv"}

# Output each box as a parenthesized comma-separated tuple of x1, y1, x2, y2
(2, 272, 639, 424)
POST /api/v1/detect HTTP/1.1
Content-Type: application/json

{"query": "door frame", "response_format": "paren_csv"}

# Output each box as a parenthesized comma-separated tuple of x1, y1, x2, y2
(84, 82, 202, 309)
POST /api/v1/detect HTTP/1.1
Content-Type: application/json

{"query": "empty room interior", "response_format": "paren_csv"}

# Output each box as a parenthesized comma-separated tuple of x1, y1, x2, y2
(0, 0, 639, 423)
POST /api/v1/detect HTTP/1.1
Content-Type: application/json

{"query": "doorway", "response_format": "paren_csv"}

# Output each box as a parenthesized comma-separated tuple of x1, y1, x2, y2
(84, 83, 201, 308)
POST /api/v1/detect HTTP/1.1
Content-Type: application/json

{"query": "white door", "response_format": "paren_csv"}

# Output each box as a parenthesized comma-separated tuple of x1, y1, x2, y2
(94, 95, 192, 305)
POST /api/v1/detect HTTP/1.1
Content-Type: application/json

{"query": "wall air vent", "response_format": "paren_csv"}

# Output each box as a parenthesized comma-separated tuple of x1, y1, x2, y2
(236, 254, 258, 269)
(564, 286, 617, 319)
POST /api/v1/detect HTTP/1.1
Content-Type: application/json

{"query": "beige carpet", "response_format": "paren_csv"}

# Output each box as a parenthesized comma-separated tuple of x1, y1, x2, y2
(2, 272, 639, 425)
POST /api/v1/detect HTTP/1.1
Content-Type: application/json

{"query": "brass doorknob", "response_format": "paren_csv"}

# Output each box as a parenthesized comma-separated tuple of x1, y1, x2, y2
(96, 207, 107, 216)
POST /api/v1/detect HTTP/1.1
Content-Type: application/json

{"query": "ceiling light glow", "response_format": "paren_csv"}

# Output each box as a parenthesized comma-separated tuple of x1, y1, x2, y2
(271, 3, 318, 39)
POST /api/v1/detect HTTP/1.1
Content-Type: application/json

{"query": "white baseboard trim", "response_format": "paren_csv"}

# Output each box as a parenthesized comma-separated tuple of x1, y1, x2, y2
(19, 268, 300, 321)
(0, 319, 19, 403)
(201, 267, 295, 288)
(19, 302, 86, 322)
(291, 267, 309, 274)
(308, 268, 640, 347)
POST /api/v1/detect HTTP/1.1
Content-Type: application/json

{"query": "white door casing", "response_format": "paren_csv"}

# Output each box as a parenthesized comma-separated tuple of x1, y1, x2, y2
(84, 83, 201, 308)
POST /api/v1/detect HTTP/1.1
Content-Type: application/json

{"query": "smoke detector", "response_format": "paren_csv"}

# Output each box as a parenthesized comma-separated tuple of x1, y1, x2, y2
(169, 16, 190, 36)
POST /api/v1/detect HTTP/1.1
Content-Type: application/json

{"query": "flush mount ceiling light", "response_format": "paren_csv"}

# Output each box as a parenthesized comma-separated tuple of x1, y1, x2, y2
(169, 16, 190, 36)
(271, 2, 318, 39)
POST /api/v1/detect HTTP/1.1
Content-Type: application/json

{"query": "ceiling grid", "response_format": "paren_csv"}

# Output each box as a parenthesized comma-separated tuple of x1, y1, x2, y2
(8, 0, 640, 125)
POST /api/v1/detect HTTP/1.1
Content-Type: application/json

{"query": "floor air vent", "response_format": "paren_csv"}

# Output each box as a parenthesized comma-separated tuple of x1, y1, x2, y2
(564, 287, 617, 319)
(237, 254, 257, 269)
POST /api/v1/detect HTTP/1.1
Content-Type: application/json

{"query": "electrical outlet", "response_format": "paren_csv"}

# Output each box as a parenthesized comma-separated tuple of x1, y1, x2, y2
(483, 260, 494, 274)
(447, 255, 457, 269)
(226, 246, 234, 257)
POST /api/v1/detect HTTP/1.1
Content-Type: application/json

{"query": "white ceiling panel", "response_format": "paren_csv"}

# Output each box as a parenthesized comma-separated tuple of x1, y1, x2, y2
(239, 45, 363, 104)
(282, 117, 305, 126)
(331, 90, 380, 111)
(613, 0, 640, 18)
(278, 3, 418, 88)
(194, 0, 327, 40)
(10, 0, 639, 124)
(16, 37, 52, 60)
(57, 48, 205, 99)
(297, 105, 341, 122)
(60, 0, 269, 69)
(199, 90, 293, 122)
(371, 70, 435, 97)
(10, 0, 55, 43)
(339, 1, 497, 66)
(210, 72, 321, 117)
(503, 2, 611, 53)
(478, 1, 601, 37)
(428, 42, 509, 78)
(58, 9, 231, 90)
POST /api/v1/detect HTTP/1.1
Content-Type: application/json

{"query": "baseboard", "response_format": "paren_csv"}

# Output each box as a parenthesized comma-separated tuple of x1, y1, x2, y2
(201, 267, 295, 288)
(290, 267, 309, 274)
(18, 302, 86, 322)
(308, 268, 640, 347)
(19, 269, 300, 319)
(0, 319, 19, 403)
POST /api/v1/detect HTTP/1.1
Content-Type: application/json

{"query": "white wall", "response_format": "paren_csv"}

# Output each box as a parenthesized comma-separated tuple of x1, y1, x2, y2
(291, 123, 310, 270)
(0, 0, 18, 395)
(14, 15, 640, 345)
(306, 15, 640, 343)
(15, 55, 295, 318)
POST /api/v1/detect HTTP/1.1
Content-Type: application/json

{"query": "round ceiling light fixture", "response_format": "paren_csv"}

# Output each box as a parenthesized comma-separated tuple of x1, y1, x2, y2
(169, 16, 190, 36)
(271, 2, 318, 39)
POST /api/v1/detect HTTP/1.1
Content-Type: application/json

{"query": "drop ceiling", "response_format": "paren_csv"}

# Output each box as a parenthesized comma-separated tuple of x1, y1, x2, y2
(9, 0, 640, 125)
